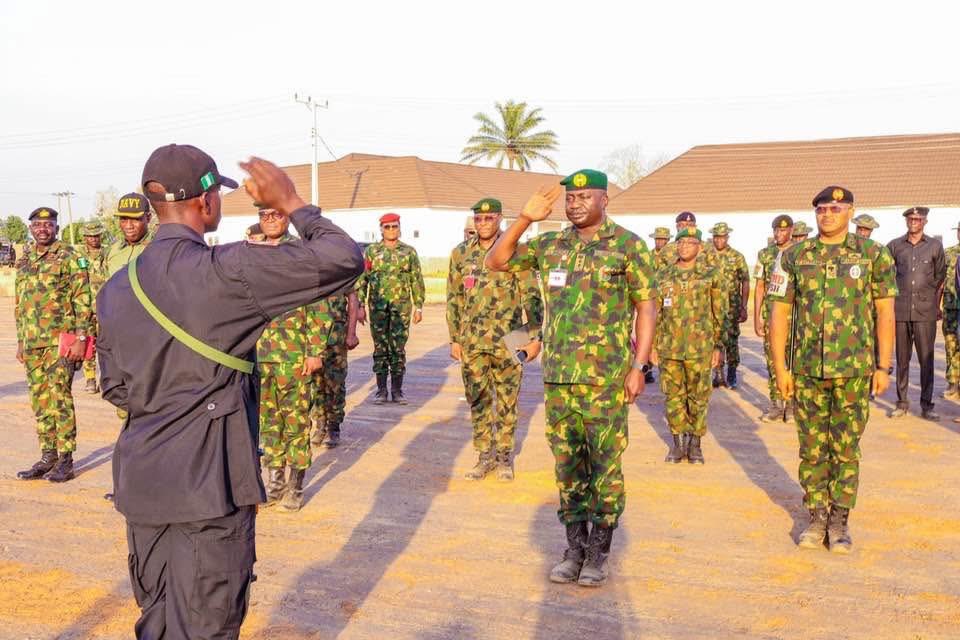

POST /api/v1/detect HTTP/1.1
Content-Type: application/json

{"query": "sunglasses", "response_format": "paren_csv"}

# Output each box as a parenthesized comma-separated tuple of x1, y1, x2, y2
(381, 224, 399, 230)
(258, 211, 283, 220)
(473, 214, 500, 224)
(815, 205, 850, 215)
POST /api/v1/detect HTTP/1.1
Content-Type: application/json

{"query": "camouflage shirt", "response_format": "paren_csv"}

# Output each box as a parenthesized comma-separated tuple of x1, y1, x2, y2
(943, 244, 960, 311)
(14, 241, 94, 350)
(256, 234, 334, 364)
(356, 241, 425, 307)
(446, 234, 544, 357)
(769, 233, 898, 379)
(77, 245, 109, 299)
(714, 246, 749, 307)
(106, 231, 153, 277)
(505, 216, 656, 385)
(655, 260, 725, 360)
(655, 240, 718, 273)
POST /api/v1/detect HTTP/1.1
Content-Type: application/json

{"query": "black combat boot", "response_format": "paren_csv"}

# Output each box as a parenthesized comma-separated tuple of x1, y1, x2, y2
(644, 367, 655, 385)
(280, 468, 306, 512)
(464, 449, 496, 480)
(46, 452, 74, 483)
(264, 467, 286, 506)
(798, 506, 829, 549)
(373, 372, 389, 404)
(549, 521, 588, 583)
(712, 367, 723, 388)
(726, 365, 738, 389)
(760, 399, 783, 423)
(665, 434, 686, 463)
(17, 450, 58, 480)
(578, 524, 614, 587)
(390, 372, 407, 405)
(783, 401, 796, 423)
(323, 423, 341, 448)
(827, 505, 852, 554)
(496, 450, 514, 481)
(687, 435, 704, 464)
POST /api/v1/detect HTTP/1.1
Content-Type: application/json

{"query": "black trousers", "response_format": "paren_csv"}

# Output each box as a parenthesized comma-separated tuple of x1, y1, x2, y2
(895, 320, 937, 411)
(126, 506, 257, 640)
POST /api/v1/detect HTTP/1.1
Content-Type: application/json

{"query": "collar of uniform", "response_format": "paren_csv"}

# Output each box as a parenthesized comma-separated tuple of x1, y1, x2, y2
(153, 223, 206, 245)
(467, 231, 499, 250)
(898, 232, 929, 245)
(33, 240, 61, 259)
(561, 215, 615, 245)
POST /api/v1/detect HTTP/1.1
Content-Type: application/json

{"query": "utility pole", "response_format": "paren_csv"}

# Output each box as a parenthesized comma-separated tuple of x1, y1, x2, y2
(51, 191, 76, 244)
(294, 93, 329, 207)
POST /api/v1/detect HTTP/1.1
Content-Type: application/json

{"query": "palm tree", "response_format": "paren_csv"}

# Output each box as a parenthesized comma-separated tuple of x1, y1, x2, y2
(461, 100, 559, 171)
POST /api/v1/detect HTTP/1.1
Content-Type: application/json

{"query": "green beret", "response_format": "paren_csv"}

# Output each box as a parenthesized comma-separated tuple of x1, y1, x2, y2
(82, 222, 104, 236)
(792, 222, 812, 236)
(812, 185, 854, 207)
(710, 222, 732, 236)
(471, 198, 502, 214)
(852, 214, 879, 229)
(676, 228, 703, 242)
(116, 192, 150, 218)
(28, 207, 58, 221)
(772, 214, 793, 229)
(560, 169, 607, 191)
(648, 227, 671, 240)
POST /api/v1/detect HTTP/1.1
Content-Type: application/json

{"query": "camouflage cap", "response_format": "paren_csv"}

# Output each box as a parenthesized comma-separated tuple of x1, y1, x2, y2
(560, 169, 607, 191)
(471, 198, 502, 214)
(852, 214, 879, 229)
(709, 222, 732, 236)
(28, 207, 58, 221)
(116, 192, 151, 218)
(676, 228, 703, 242)
(82, 221, 104, 236)
(772, 214, 793, 229)
(792, 221, 812, 236)
(648, 226, 671, 240)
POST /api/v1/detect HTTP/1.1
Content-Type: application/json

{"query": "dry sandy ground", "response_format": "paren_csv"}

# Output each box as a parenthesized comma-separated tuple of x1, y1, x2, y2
(0, 300, 957, 640)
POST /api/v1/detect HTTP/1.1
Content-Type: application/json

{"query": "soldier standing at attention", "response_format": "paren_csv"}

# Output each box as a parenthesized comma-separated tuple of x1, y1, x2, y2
(486, 169, 657, 587)
(769, 186, 896, 554)
(78, 221, 109, 394)
(754, 215, 794, 422)
(852, 214, 879, 239)
(652, 228, 724, 464)
(251, 212, 329, 512)
(941, 221, 960, 400)
(356, 213, 425, 404)
(106, 193, 153, 276)
(791, 221, 812, 242)
(655, 212, 718, 272)
(447, 197, 543, 482)
(709, 222, 749, 389)
(648, 227, 671, 261)
(311, 291, 361, 449)
(15, 207, 93, 483)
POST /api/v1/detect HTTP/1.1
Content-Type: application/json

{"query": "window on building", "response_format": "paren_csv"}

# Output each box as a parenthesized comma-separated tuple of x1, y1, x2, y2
(413, 230, 420, 238)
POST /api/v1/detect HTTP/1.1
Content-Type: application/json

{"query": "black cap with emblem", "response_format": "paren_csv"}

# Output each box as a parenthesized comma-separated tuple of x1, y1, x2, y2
(142, 144, 239, 202)
(28, 207, 59, 221)
(902, 206, 930, 217)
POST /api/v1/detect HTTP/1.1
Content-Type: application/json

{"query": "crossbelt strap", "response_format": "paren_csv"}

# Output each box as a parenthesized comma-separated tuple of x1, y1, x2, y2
(127, 257, 255, 374)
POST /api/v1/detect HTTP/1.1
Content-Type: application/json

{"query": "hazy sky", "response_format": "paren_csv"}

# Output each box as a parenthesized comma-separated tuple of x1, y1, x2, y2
(1, 0, 958, 220)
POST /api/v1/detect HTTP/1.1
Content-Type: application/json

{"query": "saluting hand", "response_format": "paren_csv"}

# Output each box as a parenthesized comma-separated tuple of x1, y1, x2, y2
(520, 184, 564, 222)
(238, 157, 307, 215)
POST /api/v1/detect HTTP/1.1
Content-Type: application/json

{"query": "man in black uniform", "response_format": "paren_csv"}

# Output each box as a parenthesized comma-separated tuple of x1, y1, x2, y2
(96, 144, 363, 639)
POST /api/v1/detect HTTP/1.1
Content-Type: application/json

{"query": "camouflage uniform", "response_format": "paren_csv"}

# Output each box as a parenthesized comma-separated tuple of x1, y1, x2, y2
(311, 294, 349, 431)
(506, 216, 655, 527)
(942, 244, 960, 390)
(77, 243, 109, 385)
(257, 234, 333, 471)
(769, 233, 897, 510)
(15, 241, 93, 454)
(754, 244, 793, 405)
(655, 240, 717, 273)
(355, 241, 425, 378)
(655, 260, 725, 436)
(714, 247, 749, 368)
(447, 234, 543, 456)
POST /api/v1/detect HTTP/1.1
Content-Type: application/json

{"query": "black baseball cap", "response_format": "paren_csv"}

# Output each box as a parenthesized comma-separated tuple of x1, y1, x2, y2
(142, 144, 238, 202)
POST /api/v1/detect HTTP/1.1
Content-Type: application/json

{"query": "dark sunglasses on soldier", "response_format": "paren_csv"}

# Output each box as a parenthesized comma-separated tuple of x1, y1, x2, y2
(473, 214, 499, 224)
(381, 223, 399, 229)
(258, 210, 283, 220)
(815, 205, 849, 215)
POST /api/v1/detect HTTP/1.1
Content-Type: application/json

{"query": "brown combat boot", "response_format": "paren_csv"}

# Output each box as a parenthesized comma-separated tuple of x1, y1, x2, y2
(687, 435, 704, 464)
(549, 522, 588, 583)
(496, 450, 514, 481)
(827, 505, 852, 554)
(279, 468, 306, 512)
(578, 524, 614, 587)
(464, 449, 496, 480)
(798, 507, 829, 549)
(264, 467, 286, 506)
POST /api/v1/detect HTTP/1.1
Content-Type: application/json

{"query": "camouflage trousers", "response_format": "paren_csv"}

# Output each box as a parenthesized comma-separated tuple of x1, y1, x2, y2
(461, 350, 522, 454)
(23, 347, 77, 453)
(659, 355, 713, 436)
(259, 363, 312, 471)
(944, 311, 959, 386)
(82, 356, 97, 382)
(794, 375, 870, 510)
(312, 338, 348, 428)
(720, 310, 742, 368)
(368, 299, 411, 376)
(544, 382, 628, 528)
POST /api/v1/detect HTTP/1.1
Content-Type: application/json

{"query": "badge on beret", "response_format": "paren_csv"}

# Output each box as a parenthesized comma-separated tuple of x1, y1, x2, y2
(778, 220, 788, 227)
(572, 173, 588, 188)
(832, 188, 845, 201)
(480, 202, 490, 212)
(38, 210, 50, 219)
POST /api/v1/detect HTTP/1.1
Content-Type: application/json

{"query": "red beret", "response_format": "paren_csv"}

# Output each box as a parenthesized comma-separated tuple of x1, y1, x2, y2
(379, 213, 400, 224)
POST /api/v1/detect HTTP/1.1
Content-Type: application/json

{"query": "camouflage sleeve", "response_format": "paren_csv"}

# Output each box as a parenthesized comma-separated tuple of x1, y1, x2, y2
(68, 252, 94, 334)
(445, 247, 463, 343)
(871, 244, 899, 300)
(519, 268, 544, 338)
(304, 303, 325, 355)
(626, 237, 656, 304)
(409, 249, 425, 308)
(355, 246, 372, 305)
(752, 250, 766, 280)
(710, 272, 725, 347)
(736, 252, 750, 283)
(504, 236, 540, 273)
(13, 268, 22, 345)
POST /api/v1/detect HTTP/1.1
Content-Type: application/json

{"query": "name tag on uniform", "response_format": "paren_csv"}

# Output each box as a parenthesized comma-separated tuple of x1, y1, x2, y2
(663, 297, 673, 307)
(548, 269, 568, 287)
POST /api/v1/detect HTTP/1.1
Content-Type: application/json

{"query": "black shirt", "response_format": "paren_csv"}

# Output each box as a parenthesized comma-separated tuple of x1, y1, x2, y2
(97, 207, 363, 525)
(887, 233, 946, 322)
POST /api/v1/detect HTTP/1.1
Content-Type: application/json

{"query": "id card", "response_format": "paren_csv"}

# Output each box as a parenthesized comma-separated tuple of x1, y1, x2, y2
(663, 297, 672, 308)
(548, 269, 568, 287)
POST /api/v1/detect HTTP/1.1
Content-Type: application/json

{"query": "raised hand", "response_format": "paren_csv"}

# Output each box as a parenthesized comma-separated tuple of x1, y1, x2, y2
(238, 157, 306, 215)
(521, 184, 564, 222)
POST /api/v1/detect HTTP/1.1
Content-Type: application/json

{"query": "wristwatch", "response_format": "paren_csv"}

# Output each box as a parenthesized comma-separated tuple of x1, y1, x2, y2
(631, 361, 651, 373)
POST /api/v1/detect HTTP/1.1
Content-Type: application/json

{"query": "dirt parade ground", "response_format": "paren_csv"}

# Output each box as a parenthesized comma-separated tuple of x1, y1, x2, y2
(0, 298, 958, 640)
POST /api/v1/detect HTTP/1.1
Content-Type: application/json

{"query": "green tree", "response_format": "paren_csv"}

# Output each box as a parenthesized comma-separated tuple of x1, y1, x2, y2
(1, 215, 28, 243)
(461, 100, 559, 171)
